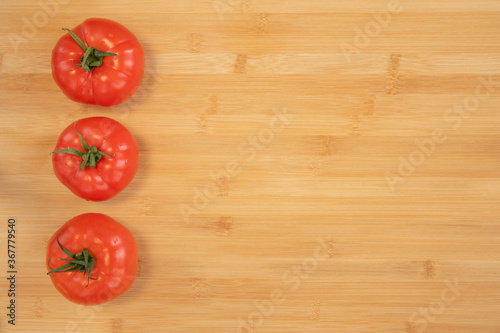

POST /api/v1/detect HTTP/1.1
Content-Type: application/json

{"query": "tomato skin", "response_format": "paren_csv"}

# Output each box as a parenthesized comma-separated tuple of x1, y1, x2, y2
(46, 213, 138, 305)
(52, 117, 138, 201)
(51, 18, 145, 106)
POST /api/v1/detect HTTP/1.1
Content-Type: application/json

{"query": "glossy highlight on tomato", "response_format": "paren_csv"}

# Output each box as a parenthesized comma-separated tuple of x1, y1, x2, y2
(46, 213, 138, 305)
(51, 18, 145, 106)
(52, 117, 139, 201)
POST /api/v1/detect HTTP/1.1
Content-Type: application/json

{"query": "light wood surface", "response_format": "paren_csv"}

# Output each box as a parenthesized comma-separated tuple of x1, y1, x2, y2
(1, 0, 500, 332)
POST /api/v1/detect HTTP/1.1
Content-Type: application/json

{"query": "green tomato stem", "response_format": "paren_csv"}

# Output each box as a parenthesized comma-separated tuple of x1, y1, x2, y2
(62, 28, 118, 73)
(52, 121, 114, 170)
(47, 233, 98, 288)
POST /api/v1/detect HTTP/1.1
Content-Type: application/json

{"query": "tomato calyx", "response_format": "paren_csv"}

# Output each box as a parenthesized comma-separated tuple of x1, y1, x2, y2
(47, 234, 99, 288)
(62, 28, 118, 73)
(52, 121, 114, 169)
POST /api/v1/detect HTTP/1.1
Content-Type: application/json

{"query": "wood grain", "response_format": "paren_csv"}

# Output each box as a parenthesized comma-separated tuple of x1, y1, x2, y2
(1, 0, 500, 332)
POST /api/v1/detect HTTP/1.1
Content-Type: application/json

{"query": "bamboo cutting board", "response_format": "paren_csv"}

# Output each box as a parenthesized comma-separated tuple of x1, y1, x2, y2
(1, 0, 500, 332)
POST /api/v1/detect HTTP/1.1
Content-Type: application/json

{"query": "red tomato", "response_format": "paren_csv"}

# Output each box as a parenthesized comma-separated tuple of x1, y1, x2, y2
(46, 213, 138, 305)
(52, 18, 145, 106)
(52, 117, 138, 201)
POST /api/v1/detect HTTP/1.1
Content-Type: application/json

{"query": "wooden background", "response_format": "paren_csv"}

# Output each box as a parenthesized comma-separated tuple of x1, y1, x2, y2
(1, 0, 500, 332)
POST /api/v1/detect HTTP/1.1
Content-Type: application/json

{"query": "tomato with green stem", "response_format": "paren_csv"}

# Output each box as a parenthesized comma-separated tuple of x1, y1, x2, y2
(46, 213, 138, 305)
(51, 18, 145, 106)
(52, 117, 138, 201)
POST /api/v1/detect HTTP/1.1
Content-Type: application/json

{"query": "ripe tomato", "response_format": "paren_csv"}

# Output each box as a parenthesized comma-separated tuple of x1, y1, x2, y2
(46, 213, 138, 305)
(52, 18, 145, 106)
(52, 117, 138, 201)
